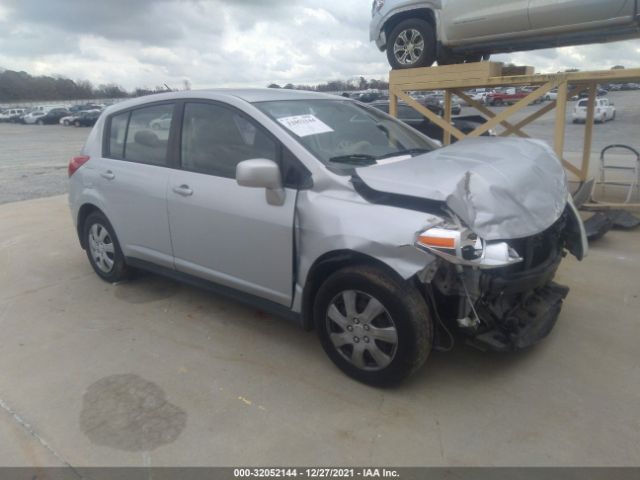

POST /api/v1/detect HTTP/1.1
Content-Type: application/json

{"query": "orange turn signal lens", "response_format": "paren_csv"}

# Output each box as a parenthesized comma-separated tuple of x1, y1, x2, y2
(418, 235, 456, 249)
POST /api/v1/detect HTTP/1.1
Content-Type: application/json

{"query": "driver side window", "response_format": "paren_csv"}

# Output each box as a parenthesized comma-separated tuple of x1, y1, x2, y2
(181, 102, 277, 178)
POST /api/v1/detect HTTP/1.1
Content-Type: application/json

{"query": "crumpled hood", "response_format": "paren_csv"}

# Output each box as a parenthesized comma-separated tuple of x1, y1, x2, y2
(355, 137, 568, 240)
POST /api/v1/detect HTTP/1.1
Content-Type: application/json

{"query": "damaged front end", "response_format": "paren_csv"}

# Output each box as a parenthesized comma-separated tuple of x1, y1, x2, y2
(419, 205, 582, 352)
(354, 137, 588, 352)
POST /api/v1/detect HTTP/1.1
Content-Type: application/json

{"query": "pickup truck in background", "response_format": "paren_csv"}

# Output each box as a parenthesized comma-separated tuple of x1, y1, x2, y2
(370, 0, 640, 69)
(485, 88, 545, 106)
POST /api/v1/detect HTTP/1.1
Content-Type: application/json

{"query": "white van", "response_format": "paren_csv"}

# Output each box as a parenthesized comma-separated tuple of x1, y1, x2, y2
(0, 108, 26, 122)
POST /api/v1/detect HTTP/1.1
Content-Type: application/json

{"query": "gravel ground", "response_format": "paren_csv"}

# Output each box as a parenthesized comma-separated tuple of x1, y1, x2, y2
(0, 90, 638, 205)
(0, 123, 88, 204)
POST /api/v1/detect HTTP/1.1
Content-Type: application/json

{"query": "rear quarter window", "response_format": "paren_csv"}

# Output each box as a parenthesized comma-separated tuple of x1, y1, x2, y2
(105, 103, 174, 166)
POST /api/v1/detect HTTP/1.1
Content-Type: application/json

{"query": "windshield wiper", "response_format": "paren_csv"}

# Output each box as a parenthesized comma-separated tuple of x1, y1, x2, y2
(376, 148, 430, 160)
(328, 154, 377, 166)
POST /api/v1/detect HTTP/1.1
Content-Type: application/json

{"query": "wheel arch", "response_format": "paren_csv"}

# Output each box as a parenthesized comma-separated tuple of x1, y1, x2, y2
(301, 249, 409, 331)
(76, 203, 106, 249)
(383, 8, 437, 46)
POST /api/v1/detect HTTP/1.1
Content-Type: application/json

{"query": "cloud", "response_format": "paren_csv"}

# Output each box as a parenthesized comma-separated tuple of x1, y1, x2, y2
(0, 0, 638, 90)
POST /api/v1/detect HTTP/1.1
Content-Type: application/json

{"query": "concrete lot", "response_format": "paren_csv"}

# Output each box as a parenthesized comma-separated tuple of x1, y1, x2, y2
(0, 195, 639, 467)
(1, 90, 640, 204)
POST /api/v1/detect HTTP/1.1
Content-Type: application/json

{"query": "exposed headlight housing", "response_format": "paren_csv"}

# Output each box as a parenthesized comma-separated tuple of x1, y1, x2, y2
(372, 0, 385, 16)
(416, 226, 523, 269)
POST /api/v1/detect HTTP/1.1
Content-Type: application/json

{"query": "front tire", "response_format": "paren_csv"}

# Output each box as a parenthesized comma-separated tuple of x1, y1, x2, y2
(386, 19, 436, 70)
(83, 212, 129, 283)
(314, 265, 433, 386)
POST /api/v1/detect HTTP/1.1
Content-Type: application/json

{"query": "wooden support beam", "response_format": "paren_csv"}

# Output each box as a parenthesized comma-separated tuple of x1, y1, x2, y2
(466, 80, 558, 138)
(500, 85, 588, 137)
(581, 83, 598, 182)
(389, 89, 398, 118)
(582, 202, 640, 212)
(562, 159, 582, 178)
(452, 89, 528, 138)
(554, 80, 569, 159)
(444, 91, 452, 146)
(393, 89, 467, 141)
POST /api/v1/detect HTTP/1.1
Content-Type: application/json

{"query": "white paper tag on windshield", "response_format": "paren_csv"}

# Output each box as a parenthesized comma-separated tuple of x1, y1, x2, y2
(277, 115, 334, 137)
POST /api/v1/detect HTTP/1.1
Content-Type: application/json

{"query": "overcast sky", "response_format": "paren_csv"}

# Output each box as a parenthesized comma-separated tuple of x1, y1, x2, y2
(0, 0, 639, 90)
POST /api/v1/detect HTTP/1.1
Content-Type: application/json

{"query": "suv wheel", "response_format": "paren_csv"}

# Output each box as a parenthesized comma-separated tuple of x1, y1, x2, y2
(36, 119, 44, 125)
(314, 265, 433, 386)
(83, 211, 129, 283)
(386, 19, 436, 69)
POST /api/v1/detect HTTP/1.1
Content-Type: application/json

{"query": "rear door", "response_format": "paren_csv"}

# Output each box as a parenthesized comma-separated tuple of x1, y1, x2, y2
(97, 102, 176, 268)
(528, 0, 633, 29)
(442, 0, 530, 42)
(166, 101, 297, 306)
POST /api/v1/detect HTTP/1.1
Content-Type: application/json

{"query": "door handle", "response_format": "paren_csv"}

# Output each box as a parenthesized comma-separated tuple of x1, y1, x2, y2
(100, 170, 115, 180)
(172, 185, 194, 197)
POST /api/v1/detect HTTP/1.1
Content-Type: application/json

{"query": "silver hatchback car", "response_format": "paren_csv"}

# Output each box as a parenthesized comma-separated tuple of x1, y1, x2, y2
(69, 89, 587, 386)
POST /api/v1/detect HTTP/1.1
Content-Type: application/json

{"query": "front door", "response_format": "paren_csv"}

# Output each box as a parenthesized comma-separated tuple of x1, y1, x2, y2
(167, 101, 297, 306)
(528, 0, 632, 30)
(442, 0, 530, 42)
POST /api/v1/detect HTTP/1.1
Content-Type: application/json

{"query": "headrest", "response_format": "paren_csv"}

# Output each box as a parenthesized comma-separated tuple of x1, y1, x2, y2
(134, 130, 160, 147)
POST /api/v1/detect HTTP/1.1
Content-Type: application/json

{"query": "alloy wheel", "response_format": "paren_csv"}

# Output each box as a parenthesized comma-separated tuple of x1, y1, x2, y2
(393, 29, 424, 66)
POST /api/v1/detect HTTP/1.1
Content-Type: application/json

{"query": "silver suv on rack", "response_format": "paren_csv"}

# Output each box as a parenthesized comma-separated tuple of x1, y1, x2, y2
(370, 0, 640, 69)
(69, 89, 587, 386)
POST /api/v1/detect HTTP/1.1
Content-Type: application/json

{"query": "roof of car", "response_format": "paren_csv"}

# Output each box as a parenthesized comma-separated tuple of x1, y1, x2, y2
(106, 88, 343, 114)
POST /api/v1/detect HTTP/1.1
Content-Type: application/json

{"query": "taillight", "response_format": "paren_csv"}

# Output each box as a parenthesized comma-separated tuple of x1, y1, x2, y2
(68, 155, 90, 177)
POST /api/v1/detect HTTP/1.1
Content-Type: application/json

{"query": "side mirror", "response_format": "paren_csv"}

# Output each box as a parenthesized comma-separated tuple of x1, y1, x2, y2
(236, 159, 285, 205)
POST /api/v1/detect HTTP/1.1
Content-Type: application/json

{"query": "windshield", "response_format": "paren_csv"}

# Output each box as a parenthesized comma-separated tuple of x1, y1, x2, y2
(254, 99, 438, 172)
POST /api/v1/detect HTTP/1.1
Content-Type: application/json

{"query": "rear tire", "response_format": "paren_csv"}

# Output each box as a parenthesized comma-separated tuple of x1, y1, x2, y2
(314, 265, 433, 386)
(386, 19, 436, 70)
(83, 211, 129, 283)
(36, 119, 43, 125)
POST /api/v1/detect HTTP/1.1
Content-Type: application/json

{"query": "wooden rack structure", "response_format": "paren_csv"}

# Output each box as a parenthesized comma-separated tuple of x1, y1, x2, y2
(388, 62, 640, 210)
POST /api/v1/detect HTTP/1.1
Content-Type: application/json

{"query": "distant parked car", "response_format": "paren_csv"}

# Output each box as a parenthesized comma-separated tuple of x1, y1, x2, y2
(486, 88, 531, 106)
(60, 109, 101, 126)
(73, 110, 102, 127)
(37, 108, 70, 125)
(370, 100, 494, 142)
(149, 113, 172, 130)
(572, 98, 616, 124)
(22, 111, 46, 124)
(0, 108, 26, 122)
(370, 0, 640, 69)
(421, 94, 462, 115)
(571, 88, 610, 101)
(468, 89, 493, 105)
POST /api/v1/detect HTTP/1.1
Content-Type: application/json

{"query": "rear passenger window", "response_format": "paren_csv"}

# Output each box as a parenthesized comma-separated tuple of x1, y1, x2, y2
(181, 102, 277, 178)
(124, 104, 174, 166)
(108, 112, 129, 159)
